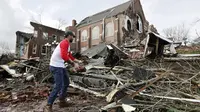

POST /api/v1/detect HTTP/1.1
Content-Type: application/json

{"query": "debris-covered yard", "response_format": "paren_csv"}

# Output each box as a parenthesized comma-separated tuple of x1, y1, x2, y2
(1, 43, 200, 112)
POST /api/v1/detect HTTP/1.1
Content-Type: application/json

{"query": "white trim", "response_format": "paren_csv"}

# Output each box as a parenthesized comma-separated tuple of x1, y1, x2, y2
(42, 32, 48, 40)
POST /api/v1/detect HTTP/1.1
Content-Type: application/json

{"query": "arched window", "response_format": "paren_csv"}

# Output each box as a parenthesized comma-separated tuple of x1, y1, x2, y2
(127, 20, 131, 31)
(81, 30, 87, 42)
(105, 22, 114, 37)
(136, 14, 143, 33)
(92, 26, 100, 40)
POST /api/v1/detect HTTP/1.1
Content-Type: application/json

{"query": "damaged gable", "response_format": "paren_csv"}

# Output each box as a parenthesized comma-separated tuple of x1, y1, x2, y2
(15, 31, 33, 58)
(76, 0, 151, 54)
(77, 1, 132, 28)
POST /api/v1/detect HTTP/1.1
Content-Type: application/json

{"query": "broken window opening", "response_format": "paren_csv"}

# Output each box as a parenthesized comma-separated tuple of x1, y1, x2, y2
(136, 14, 143, 33)
(41, 45, 47, 55)
(127, 20, 131, 31)
(32, 44, 37, 54)
(34, 30, 38, 37)
(42, 32, 48, 40)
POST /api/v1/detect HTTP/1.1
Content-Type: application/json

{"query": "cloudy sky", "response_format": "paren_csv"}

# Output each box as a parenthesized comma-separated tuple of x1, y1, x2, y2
(1, 0, 200, 51)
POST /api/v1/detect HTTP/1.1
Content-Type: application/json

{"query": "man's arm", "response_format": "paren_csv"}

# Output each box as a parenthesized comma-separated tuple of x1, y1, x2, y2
(69, 51, 82, 63)
(60, 41, 74, 65)
(69, 52, 75, 61)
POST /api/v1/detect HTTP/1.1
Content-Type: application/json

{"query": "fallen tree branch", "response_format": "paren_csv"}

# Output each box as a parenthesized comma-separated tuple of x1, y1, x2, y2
(129, 71, 169, 98)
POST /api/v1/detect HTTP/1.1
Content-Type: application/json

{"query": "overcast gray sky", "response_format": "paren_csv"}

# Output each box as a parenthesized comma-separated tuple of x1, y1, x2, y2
(1, 0, 200, 51)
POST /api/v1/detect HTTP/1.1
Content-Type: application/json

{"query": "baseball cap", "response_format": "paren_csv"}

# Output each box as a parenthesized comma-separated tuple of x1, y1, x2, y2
(64, 30, 76, 37)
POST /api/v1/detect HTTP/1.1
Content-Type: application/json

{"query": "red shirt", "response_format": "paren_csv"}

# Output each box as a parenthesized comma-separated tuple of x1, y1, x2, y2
(60, 39, 75, 61)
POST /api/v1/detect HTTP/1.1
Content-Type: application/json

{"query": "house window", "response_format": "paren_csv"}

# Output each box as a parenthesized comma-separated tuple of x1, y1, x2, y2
(41, 45, 47, 55)
(32, 44, 37, 54)
(105, 22, 114, 37)
(81, 30, 88, 42)
(43, 32, 48, 40)
(92, 26, 100, 40)
(136, 14, 143, 33)
(34, 30, 38, 37)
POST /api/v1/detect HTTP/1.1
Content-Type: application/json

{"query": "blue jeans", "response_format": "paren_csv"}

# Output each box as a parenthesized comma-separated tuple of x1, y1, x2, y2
(47, 66, 70, 105)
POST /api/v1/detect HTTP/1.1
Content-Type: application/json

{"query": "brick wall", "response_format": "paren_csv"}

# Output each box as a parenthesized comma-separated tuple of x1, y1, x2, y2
(29, 22, 65, 58)
(77, 16, 124, 51)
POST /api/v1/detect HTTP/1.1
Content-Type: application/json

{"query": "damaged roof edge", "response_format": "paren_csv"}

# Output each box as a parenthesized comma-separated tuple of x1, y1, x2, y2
(77, 12, 125, 28)
(16, 31, 33, 39)
(76, 1, 131, 28)
(30, 22, 65, 33)
(149, 32, 173, 44)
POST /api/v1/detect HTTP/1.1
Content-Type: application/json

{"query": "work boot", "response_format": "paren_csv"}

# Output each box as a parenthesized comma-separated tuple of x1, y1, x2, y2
(59, 99, 73, 108)
(43, 104, 53, 112)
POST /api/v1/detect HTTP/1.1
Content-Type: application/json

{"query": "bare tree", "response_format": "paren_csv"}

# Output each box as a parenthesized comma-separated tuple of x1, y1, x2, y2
(0, 42, 11, 55)
(56, 18, 67, 30)
(29, 10, 67, 57)
(30, 8, 67, 30)
(192, 19, 200, 43)
(163, 23, 190, 46)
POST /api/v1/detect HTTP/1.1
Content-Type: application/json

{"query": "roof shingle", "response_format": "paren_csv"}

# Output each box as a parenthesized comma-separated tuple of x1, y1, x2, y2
(77, 1, 131, 28)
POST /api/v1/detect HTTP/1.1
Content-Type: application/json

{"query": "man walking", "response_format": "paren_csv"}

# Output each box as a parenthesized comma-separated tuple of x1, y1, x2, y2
(44, 30, 80, 112)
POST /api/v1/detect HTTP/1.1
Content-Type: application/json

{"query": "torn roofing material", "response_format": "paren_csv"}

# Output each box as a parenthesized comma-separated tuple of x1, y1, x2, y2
(0, 65, 22, 77)
(81, 43, 107, 58)
(149, 32, 173, 45)
(16, 31, 33, 39)
(30, 22, 65, 33)
(77, 1, 131, 28)
(110, 44, 129, 59)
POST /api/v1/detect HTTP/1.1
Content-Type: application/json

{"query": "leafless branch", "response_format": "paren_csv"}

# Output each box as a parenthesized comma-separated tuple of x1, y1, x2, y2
(0, 42, 11, 54)
(196, 29, 200, 38)
(163, 23, 190, 42)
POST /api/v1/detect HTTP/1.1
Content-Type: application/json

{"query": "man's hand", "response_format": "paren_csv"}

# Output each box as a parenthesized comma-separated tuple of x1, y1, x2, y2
(66, 59, 75, 66)
(67, 59, 80, 69)
(74, 63, 80, 69)
(74, 59, 83, 64)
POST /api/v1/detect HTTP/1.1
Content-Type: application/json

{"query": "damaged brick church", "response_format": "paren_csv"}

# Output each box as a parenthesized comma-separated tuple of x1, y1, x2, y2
(16, 0, 169, 59)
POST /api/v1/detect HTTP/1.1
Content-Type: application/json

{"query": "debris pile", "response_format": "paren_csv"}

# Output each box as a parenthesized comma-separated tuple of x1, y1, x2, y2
(0, 43, 200, 112)
(0, 54, 15, 65)
(70, 44, 200, 111)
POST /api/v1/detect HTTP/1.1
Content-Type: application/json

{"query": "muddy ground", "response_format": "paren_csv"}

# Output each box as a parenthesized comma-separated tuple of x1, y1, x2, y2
(0, 80, 107, 112)
(0, 95, 106, 112)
